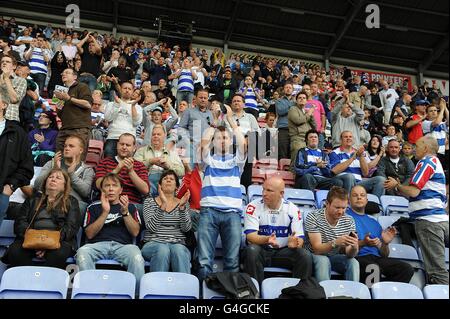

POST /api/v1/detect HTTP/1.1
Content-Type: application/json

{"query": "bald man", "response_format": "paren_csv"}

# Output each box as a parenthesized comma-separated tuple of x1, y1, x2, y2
(242, 177, 312, 284)
(388, 135, 448, 285)
(346, 185, 414, 284)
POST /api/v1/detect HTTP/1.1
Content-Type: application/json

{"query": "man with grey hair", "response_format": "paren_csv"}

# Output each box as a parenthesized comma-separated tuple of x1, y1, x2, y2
(387, 135, 448, 284)
(331, 89, 365, 148)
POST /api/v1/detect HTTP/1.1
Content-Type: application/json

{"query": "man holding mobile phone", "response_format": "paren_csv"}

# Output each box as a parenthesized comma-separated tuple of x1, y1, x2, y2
(304, 186, 360, 282)
(346, 185, 414, 284)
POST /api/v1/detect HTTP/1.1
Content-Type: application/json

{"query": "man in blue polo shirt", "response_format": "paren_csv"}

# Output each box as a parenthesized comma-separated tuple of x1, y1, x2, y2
(347, 185, 414, 285)
(329, 130, 385, 198)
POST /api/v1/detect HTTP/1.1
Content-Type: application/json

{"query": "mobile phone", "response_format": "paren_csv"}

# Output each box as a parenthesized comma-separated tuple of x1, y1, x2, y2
(349, 231, 357, 238)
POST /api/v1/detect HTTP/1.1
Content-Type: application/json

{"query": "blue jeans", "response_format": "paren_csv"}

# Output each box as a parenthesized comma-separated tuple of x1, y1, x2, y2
(176, 90, 194, 107)
(197, 207, 242, 281)
(148, 172, 163, 197)
(0, 193, 10, 227)
(336, 174, 386, 198)
(78, 74, 97, 92)
(141, 241, 191, 274)
(313, 254, 360, 282)
(76, 241, 145, 286)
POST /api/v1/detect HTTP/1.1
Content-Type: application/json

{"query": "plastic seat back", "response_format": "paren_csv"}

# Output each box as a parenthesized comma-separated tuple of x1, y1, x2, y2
(72, 269, 136, 299)
(0, 266, 69, 299)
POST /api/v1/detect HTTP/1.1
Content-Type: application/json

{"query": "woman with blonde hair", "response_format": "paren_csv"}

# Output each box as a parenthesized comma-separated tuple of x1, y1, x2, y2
(1, 168, 81, 269)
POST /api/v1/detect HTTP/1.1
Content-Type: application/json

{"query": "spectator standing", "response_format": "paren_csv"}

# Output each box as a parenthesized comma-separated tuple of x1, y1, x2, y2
(53, 68, 92, 158)
(0, 91, 34, 227)
(196, 105, 247, 281)
(387, 136, 448, 284)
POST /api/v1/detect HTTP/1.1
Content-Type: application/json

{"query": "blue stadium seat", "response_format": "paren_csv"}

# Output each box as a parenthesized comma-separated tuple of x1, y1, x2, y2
(283, 189, 316, 209)
(319, 280, 371, 299)
(377, 216, 402, 244)
(423, 284, 449, 299)
(248, 185, 263, 202)
(0, 266, 69, 299)
(380, 195, 409, 216)
(212, 258, 224, 273)
(0, 219, 15, 247)
(202, 277, 259, 299)
(367, 193, 381, 205)
(71, 269, 136, 299)
(388, 243, 426, 289)
(264, 267, 292, 274)
(261, 277, 300, 299)
(315, 190, 328, 209)
(139, 272, 199, 299)
(371, 282, 423, 299)
(377, 215, 400, 230)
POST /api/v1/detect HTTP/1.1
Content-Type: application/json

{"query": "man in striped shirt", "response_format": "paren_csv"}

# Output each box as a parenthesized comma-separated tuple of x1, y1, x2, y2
(304, 186, 360, 282)
(24, 35, 50, 97)
(294, 129, 343, 190)
(329, 131, 386, 198)
(95, 133, 150, 212)
(387, 135, 448, 284)
(196, 104, 247, 281)
(171, 57, 197, 107)
(422, 99, 448, 176)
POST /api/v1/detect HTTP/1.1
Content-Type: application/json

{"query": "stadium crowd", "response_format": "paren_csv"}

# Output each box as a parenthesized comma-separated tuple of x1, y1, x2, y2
(0, 19, 448, 294)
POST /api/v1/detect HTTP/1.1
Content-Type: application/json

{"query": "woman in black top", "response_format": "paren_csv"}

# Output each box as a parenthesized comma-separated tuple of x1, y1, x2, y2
(2, 168, 81, 269)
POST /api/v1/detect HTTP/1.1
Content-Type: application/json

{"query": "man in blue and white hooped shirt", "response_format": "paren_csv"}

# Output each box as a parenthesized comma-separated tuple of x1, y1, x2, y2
(239, 75, 262, 120)
(173, 57, 197, 108)
(196, 104, 247, 281)
(24, 34, 51, 97)
(329, 130, 386, 198)
(387, 135, 448, 285)
(422, 98, 448, 176)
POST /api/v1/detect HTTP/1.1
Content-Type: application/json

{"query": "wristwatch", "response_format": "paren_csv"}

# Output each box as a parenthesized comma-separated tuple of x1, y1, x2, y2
(122, 211, 130, 217)
(331, 239, 337, 249)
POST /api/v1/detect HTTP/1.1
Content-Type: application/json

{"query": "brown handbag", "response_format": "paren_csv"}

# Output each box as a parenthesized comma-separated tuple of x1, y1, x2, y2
(22, 206, 61, 250)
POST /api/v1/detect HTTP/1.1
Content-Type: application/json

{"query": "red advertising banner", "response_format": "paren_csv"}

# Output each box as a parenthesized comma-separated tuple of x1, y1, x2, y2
(330, 67, 413, 91)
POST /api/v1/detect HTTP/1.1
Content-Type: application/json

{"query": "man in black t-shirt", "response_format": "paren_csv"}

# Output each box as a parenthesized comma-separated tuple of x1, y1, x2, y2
(76, 173, 145, 287)
(76, 32, 102, 92)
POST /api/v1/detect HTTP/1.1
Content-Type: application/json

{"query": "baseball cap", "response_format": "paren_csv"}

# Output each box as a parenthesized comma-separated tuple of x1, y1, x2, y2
(17, 60, 29, 67)
(151, 106, 163, 113)
(415, 99, 430, 106)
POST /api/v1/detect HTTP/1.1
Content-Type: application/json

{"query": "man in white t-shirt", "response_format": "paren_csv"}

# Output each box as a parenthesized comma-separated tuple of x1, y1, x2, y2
(379, 80, 399, 125)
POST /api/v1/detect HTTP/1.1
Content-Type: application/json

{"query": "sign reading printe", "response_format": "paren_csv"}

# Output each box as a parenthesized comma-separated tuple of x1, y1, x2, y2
(66, 4, 80, 29)
(365, 4, 380, 29)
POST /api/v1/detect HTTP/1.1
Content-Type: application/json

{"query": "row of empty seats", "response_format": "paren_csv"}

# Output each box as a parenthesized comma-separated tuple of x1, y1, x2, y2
(0, 266, 447, 299)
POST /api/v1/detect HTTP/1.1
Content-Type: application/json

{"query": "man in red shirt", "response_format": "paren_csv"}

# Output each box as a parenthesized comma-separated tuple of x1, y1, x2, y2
(405, 99, 429, 145)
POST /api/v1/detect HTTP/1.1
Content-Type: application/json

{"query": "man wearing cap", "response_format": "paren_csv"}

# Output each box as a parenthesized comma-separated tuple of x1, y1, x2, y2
(405, 99, 429, 145)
